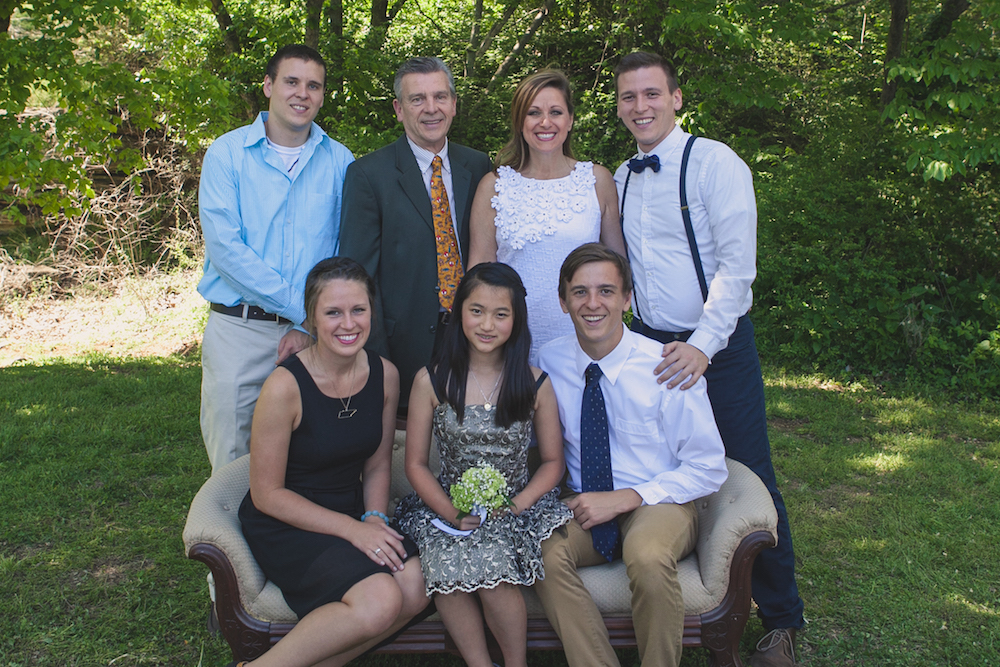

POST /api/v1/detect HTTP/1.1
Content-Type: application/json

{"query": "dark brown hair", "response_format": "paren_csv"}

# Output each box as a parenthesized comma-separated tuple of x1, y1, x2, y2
(614, 51, 679, 93)
(266, 44, 327, 86)
(558, 243, 633, 301)
(303, 257, 376, 337)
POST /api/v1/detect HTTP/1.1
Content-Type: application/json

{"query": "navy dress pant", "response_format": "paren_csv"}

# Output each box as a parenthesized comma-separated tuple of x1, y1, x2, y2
(632, 315, 805, 630)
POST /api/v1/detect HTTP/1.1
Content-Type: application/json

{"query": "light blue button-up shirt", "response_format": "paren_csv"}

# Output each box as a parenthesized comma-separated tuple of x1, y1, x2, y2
(197, 112, 354, 328)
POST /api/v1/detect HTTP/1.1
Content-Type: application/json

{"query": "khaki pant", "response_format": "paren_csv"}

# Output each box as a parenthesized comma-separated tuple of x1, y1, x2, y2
(535, 499, 698, 667)
(200, 309, 295, 473)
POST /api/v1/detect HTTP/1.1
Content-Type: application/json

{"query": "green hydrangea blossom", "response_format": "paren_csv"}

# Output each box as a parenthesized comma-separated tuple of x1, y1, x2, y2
(449, 463, 511, 518)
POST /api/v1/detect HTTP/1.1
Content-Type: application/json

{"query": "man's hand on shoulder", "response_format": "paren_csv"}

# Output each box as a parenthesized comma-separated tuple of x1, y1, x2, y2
(276, 330, 313, 364)
(655, 341, 709, 390)
(567, 489, 642, 530)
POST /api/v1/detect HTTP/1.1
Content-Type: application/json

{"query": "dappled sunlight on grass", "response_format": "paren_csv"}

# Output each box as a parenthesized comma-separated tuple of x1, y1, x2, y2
(762, 367, 1000, 665)
(850, 451, 908, 474)
(849, 536, 888, 553)
(948, 594, 1000, 619)
(764, 369, 870, 394)
(869, 396, 937, 429)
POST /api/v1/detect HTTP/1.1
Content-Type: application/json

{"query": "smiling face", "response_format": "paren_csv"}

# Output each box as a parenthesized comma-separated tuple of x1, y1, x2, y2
(616, 65, 683, 154)
(560, 260, 632, 360)
(521, 85, 573, 157)
(310, 278, 372, 358)
(393, 71, 457, 154)
(461, 283, 515, 358)
(263, 56, 326, 146)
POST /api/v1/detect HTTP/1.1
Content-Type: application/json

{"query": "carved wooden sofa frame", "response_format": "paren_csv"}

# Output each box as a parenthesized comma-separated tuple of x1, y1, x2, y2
(184, 432, 777, 667)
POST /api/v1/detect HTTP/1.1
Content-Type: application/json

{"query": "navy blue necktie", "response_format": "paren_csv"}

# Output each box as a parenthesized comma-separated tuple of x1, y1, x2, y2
(580, 363, 619, 561)
(628, 154, 661, 173)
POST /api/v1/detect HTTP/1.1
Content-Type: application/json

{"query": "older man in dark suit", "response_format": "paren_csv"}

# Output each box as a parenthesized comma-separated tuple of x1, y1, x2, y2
(339, 57, 492, 413)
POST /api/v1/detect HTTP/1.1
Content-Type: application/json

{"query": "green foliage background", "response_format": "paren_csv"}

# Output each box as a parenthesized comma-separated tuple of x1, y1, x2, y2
(1, 0, 998, 393)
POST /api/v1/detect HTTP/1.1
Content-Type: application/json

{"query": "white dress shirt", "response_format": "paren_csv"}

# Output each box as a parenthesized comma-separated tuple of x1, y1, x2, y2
(614, 126, 757, 361)
(538, 325, 728, 506)
(407, 136, 462, 259)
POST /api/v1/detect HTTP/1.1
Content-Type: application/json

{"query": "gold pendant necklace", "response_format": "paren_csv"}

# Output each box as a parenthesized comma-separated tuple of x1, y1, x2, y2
(469, 368, 502, 411)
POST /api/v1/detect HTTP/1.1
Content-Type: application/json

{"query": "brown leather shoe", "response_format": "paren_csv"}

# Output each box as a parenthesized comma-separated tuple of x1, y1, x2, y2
(749, 628, 796, 667)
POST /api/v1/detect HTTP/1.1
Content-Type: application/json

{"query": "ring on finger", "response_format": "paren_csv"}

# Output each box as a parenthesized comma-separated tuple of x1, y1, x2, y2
(374, 547, 382, 555)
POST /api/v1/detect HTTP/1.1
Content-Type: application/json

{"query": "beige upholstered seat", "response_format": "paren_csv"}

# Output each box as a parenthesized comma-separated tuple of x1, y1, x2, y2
(184, 430, 777, 666)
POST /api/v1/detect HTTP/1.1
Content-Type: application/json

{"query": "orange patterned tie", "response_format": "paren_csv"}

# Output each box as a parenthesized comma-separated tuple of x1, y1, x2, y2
(430, 156, 463, 310)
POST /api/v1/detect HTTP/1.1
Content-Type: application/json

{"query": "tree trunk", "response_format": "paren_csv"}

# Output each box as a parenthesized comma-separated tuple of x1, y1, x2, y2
(210, 0, 242, 55)
(467, 0, 520, 79)
(371, 0, 388, 26)
(304, 0, 324, 49)
(880, 0, 909, 108)
(466, 0, 484, 77)
(487, 0, 556, 91)
(1, 0, 18, 34)
(367, 0, 407, 47)
(327, 0, 344, 98)
(919, 0, 969, 46)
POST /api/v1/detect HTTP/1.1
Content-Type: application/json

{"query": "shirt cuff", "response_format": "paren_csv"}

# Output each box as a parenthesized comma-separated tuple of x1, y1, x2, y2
(688, 330, 725, 362)
(631, 481, 666, 506)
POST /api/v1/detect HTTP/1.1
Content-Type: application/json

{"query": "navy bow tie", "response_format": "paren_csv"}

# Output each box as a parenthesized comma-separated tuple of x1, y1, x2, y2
(628, 154, 660, 173)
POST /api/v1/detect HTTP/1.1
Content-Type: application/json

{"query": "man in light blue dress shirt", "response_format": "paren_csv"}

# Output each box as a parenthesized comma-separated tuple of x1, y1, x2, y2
(197, 44, 354, 473)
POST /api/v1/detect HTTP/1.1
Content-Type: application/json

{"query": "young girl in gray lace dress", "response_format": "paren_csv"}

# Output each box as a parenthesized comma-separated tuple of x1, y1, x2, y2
(396, 263, 572, 667)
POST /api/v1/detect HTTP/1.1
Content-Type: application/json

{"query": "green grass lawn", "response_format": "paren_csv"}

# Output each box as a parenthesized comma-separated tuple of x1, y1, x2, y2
(1, 355, 997, 666)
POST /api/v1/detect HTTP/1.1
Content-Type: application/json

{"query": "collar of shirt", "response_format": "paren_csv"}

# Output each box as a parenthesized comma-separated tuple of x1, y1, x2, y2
(639, 124, 687, 162)
(246, 112, 329, 175)
(407, 136, 452, 177)
(571, 323, 635, 386)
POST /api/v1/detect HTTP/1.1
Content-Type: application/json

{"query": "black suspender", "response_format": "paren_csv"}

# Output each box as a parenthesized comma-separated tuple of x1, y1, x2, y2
(619, 135, 708, 324)
(678, 137, 709, 302)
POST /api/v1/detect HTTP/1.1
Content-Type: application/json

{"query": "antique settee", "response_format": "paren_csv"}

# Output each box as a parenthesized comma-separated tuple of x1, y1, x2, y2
(183, 431, 778, 666)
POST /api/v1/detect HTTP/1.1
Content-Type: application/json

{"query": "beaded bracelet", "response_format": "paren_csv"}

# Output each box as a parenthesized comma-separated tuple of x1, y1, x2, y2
(360, 510, 389, 524)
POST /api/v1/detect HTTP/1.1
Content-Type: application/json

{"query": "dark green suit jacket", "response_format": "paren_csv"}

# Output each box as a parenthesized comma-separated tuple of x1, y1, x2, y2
(339, 135, 492, 408)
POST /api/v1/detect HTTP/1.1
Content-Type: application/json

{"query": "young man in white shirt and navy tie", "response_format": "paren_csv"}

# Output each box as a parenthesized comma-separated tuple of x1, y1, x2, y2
(536, 242, 728, 667)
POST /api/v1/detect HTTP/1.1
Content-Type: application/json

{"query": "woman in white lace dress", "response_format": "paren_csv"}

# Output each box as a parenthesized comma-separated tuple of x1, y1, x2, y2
(469, 69, 626, 364)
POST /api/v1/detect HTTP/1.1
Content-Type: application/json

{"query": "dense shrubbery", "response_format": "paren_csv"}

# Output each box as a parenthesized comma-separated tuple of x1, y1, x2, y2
(754, 126, 1000, 395)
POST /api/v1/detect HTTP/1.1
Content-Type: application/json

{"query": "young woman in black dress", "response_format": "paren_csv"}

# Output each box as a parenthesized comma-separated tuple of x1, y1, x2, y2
(237, 257, 427, 666)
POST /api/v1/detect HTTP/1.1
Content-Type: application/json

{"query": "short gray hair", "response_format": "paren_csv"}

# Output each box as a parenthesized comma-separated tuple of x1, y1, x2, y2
(393, 57, 456, 100)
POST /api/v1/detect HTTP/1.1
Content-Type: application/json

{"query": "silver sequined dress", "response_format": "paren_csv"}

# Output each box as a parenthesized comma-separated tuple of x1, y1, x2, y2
(395, 401, 572, 595)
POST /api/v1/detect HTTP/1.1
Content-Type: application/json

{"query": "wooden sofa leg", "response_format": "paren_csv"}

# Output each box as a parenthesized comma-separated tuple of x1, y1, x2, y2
(698, 530, 776, 667)
(701, 616, 744, 667)
(190, 543, 281, 661)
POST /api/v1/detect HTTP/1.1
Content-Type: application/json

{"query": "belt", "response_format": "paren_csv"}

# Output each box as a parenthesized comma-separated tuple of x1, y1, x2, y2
(211, 303, 292, 325)
(631, 314, 749, 345)
(630, 318, 694, 344)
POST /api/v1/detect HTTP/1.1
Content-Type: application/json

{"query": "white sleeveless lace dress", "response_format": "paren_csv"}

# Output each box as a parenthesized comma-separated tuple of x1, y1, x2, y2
(492, 162, 601, 364)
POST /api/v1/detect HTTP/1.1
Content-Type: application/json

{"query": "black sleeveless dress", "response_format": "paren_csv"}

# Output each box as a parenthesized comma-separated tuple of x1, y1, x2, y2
(239, 349, 414, 617)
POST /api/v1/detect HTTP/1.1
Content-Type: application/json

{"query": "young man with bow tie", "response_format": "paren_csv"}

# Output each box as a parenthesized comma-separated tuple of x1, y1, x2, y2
(613, 51, 805, 667)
